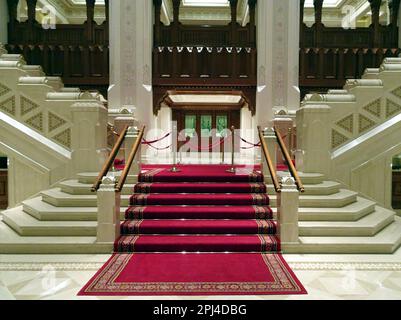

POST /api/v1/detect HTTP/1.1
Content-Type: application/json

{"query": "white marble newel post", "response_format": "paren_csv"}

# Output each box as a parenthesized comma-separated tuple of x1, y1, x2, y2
(296, 104, 331, 175)
(277, 176, 299, 244)
(97, 176, 120, 243)
(124, 126, 141, 175)
(114, 109, 137, 159)
(256, 0, 300, 126)
(70, 102, 108, 174)
(262, 128, 277, 177)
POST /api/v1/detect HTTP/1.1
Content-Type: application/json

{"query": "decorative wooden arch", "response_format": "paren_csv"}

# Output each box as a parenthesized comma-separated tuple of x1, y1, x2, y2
(152, 85, 256, 116)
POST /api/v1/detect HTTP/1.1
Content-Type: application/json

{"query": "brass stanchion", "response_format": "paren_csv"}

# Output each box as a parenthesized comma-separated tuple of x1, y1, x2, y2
(170, 125, 181, 172)
(226, 126, 235, 173)
(288, 127, 294, 159)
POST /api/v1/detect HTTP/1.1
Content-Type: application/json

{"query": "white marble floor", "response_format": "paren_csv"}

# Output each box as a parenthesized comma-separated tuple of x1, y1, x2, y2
(1, 250, 401, 300)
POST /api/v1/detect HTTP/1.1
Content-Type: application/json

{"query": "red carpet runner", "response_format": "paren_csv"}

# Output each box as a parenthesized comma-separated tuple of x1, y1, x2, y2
(79, 164, 306, 296)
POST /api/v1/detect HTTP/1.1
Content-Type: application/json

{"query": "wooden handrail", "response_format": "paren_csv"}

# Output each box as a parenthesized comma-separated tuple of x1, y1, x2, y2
(115, 125, 146, 192)
(257, 126, 281, 193)
(107, 123, 120, 137)
(91, 125, 129, 192)
(274, 126, 305, 193)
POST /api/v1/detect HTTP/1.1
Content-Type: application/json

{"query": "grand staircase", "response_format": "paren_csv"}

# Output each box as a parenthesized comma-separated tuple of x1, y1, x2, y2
(116, 165, 279, 253)
(1, 165, 401, 254)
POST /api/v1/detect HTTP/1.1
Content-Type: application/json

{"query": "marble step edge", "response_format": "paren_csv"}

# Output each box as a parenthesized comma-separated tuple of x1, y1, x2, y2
(41, 187, 357, 208)
(77, 172, 326, 185)
(298, 207, 395, 236)
(0, 216, 400, 254)
(13, 200, 394, 238)
(24, 195, 372, 223)
(41, 188, 357, 208)
(22, 197, 126, 221)
(77, 172, 137, 184)
(2, 208, 97, 236)
(0, 221, 113, 254)
(295, 197, 376, 221)
(269, 189, 358, 208)
(282, 217, 401, 254)
(59, 179, 340, 196)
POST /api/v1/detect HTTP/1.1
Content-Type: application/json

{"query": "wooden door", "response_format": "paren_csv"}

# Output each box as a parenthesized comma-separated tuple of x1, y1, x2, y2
(173, 109, 240, 152)
(0, 170, 8, 210)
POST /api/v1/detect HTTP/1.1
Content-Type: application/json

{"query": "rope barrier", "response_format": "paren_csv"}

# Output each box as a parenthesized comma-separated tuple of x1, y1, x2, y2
(142, 132, 171, 145)
(185, 137, 227, 151)
(234, 133, 261, 147)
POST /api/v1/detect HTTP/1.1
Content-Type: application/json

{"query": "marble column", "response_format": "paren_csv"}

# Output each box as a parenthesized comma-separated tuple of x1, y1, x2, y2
(108, 0, 153, 130)
(256, 0, 300, 128)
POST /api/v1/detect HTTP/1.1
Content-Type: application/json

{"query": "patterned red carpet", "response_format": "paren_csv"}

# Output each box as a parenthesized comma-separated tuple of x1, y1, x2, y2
(79, 164, 306, 296)
(78, 253, 306, 296)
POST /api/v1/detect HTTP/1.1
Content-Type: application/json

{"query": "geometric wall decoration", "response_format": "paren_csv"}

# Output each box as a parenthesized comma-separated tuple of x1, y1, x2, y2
(362, 98, 381, 118)
(391, 86, 401, 100)
(0, 83, 11, 98)
(48, 112, 67, 132)
(0, 96, 16, 116)
(53, 128, 71, 149)
(25, 113, 43, 132)
(332, 129, 349, 149)
(20, 96, 40, 116)
(335, 114, 354, 133)
(358, 114, 376, 134)
(386, 99, 401, 119)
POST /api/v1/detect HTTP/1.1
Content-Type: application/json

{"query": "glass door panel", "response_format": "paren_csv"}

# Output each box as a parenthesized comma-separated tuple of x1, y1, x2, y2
(200, 115, 212, 137)
(216, 115, 228, 138)
(184, 115, 196, 138)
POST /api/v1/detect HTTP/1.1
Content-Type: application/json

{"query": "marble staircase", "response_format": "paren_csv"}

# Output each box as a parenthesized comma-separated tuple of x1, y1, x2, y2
(1, 171, 400, 254)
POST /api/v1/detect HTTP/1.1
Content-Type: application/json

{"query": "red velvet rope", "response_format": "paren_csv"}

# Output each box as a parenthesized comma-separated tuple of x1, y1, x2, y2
(142, 132, 171, 145)
(185, 138, 227, 151)
(234, 133, 261, 147)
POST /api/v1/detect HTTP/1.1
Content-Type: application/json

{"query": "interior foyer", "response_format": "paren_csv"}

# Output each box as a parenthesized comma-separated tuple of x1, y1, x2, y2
(0, 0, 401, 299)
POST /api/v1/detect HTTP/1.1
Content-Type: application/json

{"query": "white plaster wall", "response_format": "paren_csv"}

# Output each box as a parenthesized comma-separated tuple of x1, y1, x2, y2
(0, 0, 8, 44)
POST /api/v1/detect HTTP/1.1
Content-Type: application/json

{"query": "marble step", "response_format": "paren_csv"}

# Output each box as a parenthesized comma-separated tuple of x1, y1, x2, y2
(45, 186, 356, 208)
(282, 217, 401, 254)
(59, 180, 134, 195)
(0, 220, 112, 254)
(43, 187, 357, 209)
(267, 181, 341, 195)
(265, 172, 325, 185)
(22, 197, 126, 221)
(296, 197, 376, 221)
(298, 207, 394, 236)
(61, 179, 340, 196)
(269, 189, 357, 208)
(77, 172, 138, 184)
(41, 188, 131, 207)
(2, 207, 97, 236)
(78, 171, 325, 185)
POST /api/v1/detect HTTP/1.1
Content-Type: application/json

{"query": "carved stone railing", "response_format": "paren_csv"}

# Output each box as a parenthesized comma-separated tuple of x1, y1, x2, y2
(0, 45, 108, 205)
(297, 57, 401, 209)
